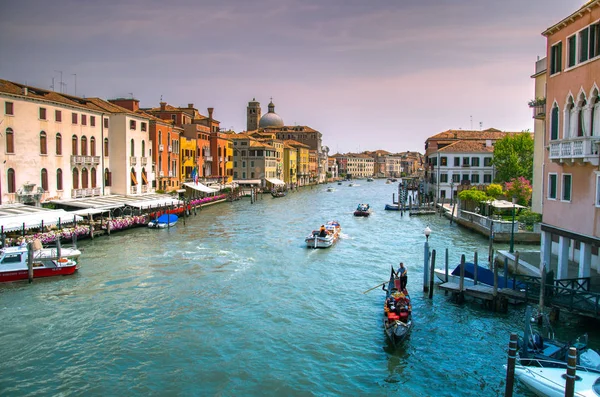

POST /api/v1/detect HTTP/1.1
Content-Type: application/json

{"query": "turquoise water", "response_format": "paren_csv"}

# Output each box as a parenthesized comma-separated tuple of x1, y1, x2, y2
(0, 181, 596, 396)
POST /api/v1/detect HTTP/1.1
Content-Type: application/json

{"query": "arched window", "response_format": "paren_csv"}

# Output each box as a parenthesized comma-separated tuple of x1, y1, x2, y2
(40, 131, 47, 154)
(130, 167, 137, 186)
(72, 135, 78, 155)
(130, 139, 135, 157)
(6, 128, 14, 153)
(142, 140, 145, 157)
(81, 136, 88, 156)
(90, 137, 96, 156)
(72, 168, 79, 189)
(56, 133, 62, 155)
(142, 167, 147, 185)
(7, 168, 15, 193)
(104, 168, 111, 187)
(81, 167, 89, 188)
(591, 90, 599, 137)
(158, 131, 162, 143)
(104, 138, 109, 156)
(91, 167, 97, 188)
(550, 104, 559, 140)
(57, 168, 63, 191)
(41, 168, 48, 191)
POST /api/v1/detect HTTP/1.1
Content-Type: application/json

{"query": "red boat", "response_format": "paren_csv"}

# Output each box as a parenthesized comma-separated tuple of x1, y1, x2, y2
(0, 245, 78, 283)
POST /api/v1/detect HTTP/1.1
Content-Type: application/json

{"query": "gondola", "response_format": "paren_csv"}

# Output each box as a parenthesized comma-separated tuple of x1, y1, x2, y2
(383, 266, 413, 347)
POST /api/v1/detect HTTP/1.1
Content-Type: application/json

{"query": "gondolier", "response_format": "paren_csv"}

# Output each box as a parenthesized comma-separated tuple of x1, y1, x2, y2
(397, 262, 407, 290)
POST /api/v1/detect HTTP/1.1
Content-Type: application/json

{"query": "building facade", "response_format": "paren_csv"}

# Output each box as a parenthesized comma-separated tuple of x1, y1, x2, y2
(530, 57, 548, 214)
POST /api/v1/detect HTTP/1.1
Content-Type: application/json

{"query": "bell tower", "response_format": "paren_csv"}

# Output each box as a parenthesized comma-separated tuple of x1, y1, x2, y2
(247, 98, 261, 131)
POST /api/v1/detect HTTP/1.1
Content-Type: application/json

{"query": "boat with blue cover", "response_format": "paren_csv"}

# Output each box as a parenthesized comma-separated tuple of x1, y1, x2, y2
(434, 262, 525, 289)
(148, 214, 179, 228)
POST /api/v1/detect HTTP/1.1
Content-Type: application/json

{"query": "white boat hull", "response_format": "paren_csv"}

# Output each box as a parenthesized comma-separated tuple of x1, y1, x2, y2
(513, 365, 600, 397)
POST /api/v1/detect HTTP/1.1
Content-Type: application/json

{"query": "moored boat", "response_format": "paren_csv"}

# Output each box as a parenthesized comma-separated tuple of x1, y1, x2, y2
(383, 266, 413, 346)
(271, 189, 287, 198)
(511, 364, 600, 397)
(148, 214, 179, 228)
(354, 203, 371, 217)
(367, 177, 374, 182)
(305, 221, 341, 249)
(0, 244, 79, 283)
(434, 261, 525, 289)
(326, 187, 335, 192)
(384, 204, 399, 211)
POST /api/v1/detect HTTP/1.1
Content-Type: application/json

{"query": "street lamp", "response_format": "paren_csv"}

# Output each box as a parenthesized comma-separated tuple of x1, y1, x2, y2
(509, 196, 516, 253)
(450, 181, 454, 206)
(423, 226, 432, 292)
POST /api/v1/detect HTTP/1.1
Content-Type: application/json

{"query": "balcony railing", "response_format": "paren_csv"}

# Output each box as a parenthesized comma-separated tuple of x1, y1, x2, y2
(205, 156, 213, 162)
(168, 171, 173, 177)
(130, 186, 138, 194)
(549, 137, 600, 166)
(141, 185, 148, 193)
(70, 155, 101, 167)
(159, 171, 164, 177)
(141, 157, 147, 166)
(531, 104, 546, 119)
(71, 187, 101, 198)
(159, 144, 164, 152)
(130, 156, 137, 166)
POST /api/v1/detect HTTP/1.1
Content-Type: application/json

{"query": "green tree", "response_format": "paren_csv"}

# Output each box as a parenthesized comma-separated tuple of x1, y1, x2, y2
(492, 132, 534, 183)
(458, 188, 490, 212)
(486, 183, 503, 199)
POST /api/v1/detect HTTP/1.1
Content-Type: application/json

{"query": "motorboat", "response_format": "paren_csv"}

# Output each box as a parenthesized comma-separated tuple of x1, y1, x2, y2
(512, 364, 600, 397)
(271, 189, 287, 198)
(367, 177, 374, 182)
(348, 183, 354, 187)
(434, 262, 525, 289)
(305, 221, 341, 249)
(148, 214, 179, 228)
(354, 203, 371, 217)
(383, 266, 413, 347)
(28, 239, 81, 261)
(337, 182, 342, 185)
(326, 187, 335, 192)
(385, 204, 400, 211)
(0, 244, 79, 283)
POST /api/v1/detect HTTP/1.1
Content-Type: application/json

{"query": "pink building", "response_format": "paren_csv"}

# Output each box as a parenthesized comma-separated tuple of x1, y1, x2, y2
(540, 0, 600, 279)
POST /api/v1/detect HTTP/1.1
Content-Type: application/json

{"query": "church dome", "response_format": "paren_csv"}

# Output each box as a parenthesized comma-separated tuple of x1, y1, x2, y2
(259, 100, 284, 128)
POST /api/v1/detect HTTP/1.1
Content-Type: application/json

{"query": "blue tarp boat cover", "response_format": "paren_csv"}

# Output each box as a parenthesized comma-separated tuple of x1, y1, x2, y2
(156, 214, 178, 223)
(450, 262, 524, 289)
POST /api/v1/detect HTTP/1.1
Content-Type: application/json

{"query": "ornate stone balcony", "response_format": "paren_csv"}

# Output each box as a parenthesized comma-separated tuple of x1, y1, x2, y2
(130, 156, 137, 166)
(71, 187, 101, 198)
(71, 155, 101, 167)
(549, 137, 600, 166)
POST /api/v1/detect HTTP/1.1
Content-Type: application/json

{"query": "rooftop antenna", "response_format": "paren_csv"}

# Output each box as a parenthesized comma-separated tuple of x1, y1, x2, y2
(479, 122, 483, 130)
(470, 115, 473, 130)
(50, 77, 55, 91)
(128, 92, 134, 99)
(72, 73, 77, 96)
(54, 70, 63, 93)
(60, 82, 67, 94)
(160, 94, 163, 101)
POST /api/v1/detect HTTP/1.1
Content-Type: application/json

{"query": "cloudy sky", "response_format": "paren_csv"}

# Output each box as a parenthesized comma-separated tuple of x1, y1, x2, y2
(0, 0, 582, 153)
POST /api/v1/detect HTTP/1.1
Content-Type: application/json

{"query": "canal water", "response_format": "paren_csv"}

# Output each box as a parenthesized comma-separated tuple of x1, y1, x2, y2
(0, 181, 597, 396)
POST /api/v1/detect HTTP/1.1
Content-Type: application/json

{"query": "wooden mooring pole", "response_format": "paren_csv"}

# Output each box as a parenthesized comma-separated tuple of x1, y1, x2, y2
(504, 333, 518, 397)
(564, 347, 578, 397)
(27, 242, 34, 283)
(473, 251, 478, 285)
(428, 249, 436, 299)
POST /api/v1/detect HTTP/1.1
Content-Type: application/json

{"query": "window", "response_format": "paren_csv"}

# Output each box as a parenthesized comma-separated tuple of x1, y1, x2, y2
(440, 157, 447, 166)
(55, 110, 62, 122)
(484, 157, 492, 167)
(590, 22, 600, 59)
(452, 174, 460, 183)
(471, 174, 480, 183)
(56, 133, 62, 155)
(81, 168, 89, 189)
(81, 114, 87, 126)
(250, 161, 254, 167)
(454, 157, 460, 166)
(104, 168, 112, 187)
(548, 173, 557, 199)
(90, 137, 96, 156)
(104, 138, 109, 156)
(6, 128, 14, 153)
(39, 107, 46, 120)
(130, 120, 136, 130)
(57, 169, 63, 191)
(141, 122, 147, 132)
(550, 105, 559, 140)
(462, 157, 470, 166)
(484, 174, 492, 183)
(462, 174, 470, 183)
(550, 42, 562, 75)
(72, 113, 78, 124)
(471, 157, 480, 167)
(7, 168, 15, 193)
(41, 169, 48, 191)
(562, 174, 572, 201)
(568, 35, 577, 67)
(40, 131, 47, 154)
(142, 141, 145, 157)
(72, 168, 79, 189)
(104, 118, 109, 128)
(90, 116, 95, 127)
(81, 136, 87, 156)
(580, 28, 589, 63)
(72, 135, 78, 155)
(5, 102, 13, 115)
(440, 173, 448, 183)
(130, 139, 135, 156)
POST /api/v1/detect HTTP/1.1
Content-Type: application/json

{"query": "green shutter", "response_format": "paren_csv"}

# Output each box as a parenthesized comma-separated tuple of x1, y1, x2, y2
(580, 28, 589, 62)
(568, 36, 577, 67)
(551, 107, 559, 140)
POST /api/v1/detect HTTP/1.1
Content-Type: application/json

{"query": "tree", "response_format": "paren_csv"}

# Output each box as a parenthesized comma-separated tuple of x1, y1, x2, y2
(492, 132, 534, 183)
(504, 177, 532, 206)
(458, 188, 490, 212)
(486, 183, 503, 199)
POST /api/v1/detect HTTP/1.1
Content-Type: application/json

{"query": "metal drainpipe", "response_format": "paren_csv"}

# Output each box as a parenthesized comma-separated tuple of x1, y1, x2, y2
(101, 112, 105, 196)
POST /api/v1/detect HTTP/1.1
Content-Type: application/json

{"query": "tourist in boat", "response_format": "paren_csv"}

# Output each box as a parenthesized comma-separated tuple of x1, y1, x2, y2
(397, 262, 408, 290)
(319, 225, 327, 237)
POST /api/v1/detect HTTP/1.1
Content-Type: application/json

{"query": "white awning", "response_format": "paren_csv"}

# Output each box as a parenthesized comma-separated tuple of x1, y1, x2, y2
(488, 199, 527, 209)
(126, 198, 183, 209)
(233, 179, 262, 185)
(69, 207, 113, 216)
(266, 178, 285, 186)
(183, 182, 218, 193)
(0, 210, 84, 232)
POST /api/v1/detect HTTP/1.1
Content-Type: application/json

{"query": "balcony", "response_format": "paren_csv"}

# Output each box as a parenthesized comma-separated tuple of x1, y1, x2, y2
(71, 187, 101, 198)
(549, 137, 600, 166)
(168, 171, 173, 177)
(70, 155, 101, 167)
(220, 156, 224, 162)
(529, 98, 546, 120)
(130, 156, 137, 166)
(141, 185, 148, 193)
(159, 171, 164, 177)
(141, 157, 147, 166)
(130, 186, 138, 194)
(205, 156, 213, 162)
(168, 145, 172, 152)
(159, 144, 164, 152)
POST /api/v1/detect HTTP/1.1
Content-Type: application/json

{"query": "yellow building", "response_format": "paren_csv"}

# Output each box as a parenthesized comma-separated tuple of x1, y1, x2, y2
(180, 135, 197, 183)
(289, 140, 310, 186)
(283, 142, 298, 186)
(225, 139, 234, 184)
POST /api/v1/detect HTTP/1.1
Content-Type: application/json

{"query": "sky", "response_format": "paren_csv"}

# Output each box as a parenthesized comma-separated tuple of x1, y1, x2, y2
(0, 0, 584, 154)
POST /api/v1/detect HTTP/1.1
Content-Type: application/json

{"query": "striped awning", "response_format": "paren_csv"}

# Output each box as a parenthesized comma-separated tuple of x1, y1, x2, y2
(141, 172, 148, 185)
(131, 172, 138, 186)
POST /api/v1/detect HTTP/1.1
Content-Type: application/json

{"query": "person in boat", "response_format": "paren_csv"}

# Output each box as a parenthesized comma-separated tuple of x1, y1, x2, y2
(397, 262, 408, 290)
(319, 225, 327, 237)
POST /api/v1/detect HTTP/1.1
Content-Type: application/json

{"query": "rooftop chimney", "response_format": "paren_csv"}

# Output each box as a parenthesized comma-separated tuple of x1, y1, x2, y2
(207, 107, 214, 119)
(160, 102, 166, 111)
(188, 103, 194, 109)
(22, 87, 28, 96)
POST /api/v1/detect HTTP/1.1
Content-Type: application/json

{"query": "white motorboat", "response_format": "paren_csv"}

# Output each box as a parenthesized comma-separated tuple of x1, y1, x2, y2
(326, 187, 335, 192)
(305, 221, 341, 249)
(0, 244, 79, 283)
(512, 364, 600, 397)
